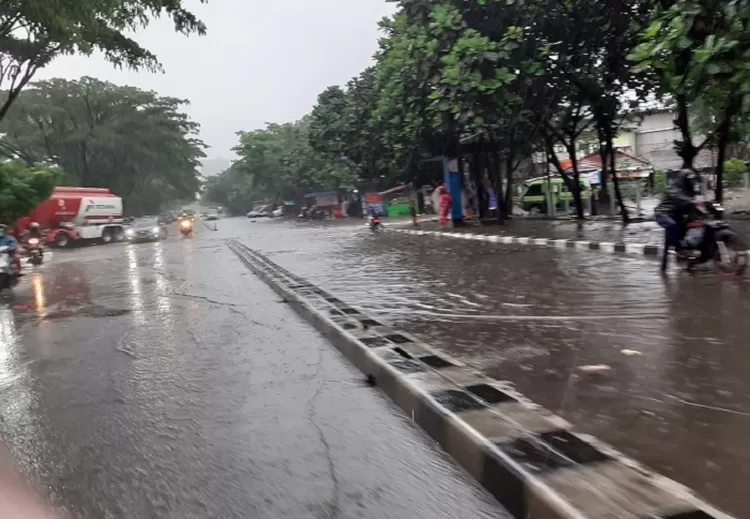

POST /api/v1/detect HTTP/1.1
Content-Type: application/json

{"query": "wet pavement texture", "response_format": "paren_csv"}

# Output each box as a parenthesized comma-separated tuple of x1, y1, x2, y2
(0, 228, 506, 518)
(413, 217, 750, 246)
(228, 216, 750, 518)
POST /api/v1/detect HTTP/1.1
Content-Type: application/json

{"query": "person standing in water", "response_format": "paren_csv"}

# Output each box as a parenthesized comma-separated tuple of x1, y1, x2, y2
(438, 185, 452, 226)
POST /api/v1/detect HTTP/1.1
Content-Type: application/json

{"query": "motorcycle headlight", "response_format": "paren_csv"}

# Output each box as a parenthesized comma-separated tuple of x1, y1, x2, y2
(180, 220, 191, 228)
(28, 238, 39, 245)
(125, 229, 134, 236)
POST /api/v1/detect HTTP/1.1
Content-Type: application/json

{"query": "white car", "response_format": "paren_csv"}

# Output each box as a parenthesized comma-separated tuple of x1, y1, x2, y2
(271, 207, 283, 218)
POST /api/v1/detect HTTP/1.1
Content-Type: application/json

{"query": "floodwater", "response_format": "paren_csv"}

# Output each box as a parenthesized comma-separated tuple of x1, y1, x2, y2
(227, 216, 750, 518)
(0, 227, 506, 518)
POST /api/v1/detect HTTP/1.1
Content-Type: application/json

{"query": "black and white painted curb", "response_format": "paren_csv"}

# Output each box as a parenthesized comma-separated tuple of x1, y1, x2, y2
(391, 227, 672, 258)
(227, 239, 732, 519)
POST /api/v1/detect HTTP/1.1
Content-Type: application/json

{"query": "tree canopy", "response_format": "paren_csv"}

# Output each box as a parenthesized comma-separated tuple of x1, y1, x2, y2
(0, 160, 60, 224)
(0, 0, 205, 123)
(296, 0, 750, 217)
(0, 76, 205, 215)
(203, 117, 358, 214)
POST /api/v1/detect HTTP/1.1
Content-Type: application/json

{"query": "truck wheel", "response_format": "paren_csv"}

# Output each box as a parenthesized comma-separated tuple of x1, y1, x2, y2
(55, 232, 70, 248)
(101, 228, 113, 244)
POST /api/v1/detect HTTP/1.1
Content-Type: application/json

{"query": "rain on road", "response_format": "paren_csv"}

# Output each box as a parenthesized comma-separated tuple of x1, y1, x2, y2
(0, 225, 505, 519)
(229, 216, 750, 519)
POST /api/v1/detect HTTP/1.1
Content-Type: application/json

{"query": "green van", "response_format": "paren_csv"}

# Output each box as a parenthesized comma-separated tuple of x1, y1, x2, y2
(520, 176, 592, 214)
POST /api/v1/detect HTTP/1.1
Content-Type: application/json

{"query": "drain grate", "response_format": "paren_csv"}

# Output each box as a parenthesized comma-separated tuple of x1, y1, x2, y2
(431, 389, 486, 413)
(419, 355, 455, 369)
(465, 384, 517, 404)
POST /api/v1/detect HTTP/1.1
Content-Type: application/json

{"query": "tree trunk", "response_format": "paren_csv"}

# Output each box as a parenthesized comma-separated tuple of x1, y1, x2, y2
(715, 115, 732, 204)
(567, 142, 585, 220)
(675, 94, 697, 169)
(597, 131, 611, 214)
(607, 139, 629, 224)
(504, 151, 514, 219)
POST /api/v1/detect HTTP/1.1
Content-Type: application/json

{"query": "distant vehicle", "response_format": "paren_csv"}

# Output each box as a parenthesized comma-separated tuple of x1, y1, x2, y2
(271, 207, 284, 218)
(159, 211, 176, 224)
(247, 206, 272, 218)
(520, 176, 592, 215)
(125, 217, 168, 243)
(179, 218, 194, 237)
(16, 187, 125, 248)
(203, 210, 219, 221)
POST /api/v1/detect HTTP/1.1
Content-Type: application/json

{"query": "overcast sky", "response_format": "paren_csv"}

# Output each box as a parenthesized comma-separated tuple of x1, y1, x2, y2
(37, 0, 395, 160)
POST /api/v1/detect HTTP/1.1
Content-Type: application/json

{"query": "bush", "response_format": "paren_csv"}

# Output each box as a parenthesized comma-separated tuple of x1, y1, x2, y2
(723, 158, 747, 186)
(652, 170, 667, 194)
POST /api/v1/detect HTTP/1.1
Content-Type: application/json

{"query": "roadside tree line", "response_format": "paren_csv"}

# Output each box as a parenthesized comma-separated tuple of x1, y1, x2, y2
(303, 0, 750, 221)
(0, 77, 206, 215)
(202, 117, 359, 215)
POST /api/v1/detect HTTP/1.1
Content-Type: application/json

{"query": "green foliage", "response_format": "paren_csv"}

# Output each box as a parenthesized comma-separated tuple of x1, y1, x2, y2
(0, 0, 206, 122)
(202, 166, 256, 216)
(0, 77, 205, 215)
(0, 160, 61, 224)
(652, 170, 668, 194)
(724, 158, 747, 185)
(204, 118, 359, 213)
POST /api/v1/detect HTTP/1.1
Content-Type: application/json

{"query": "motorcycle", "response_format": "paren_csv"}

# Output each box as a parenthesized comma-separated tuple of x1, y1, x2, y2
(0, 246, 20, 290)
(26, 237, 44, 265)
(369, 215, 383, 232)
(179, 219, 193, 237)
(661, 202, 748, 275)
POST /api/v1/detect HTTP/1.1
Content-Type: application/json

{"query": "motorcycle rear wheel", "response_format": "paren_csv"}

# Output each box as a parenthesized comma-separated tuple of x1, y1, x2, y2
(714, 232, 748, 276)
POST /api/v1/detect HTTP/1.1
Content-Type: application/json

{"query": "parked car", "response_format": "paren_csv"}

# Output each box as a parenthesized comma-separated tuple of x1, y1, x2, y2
(125, 216, 168, 242)
(271, 207, 284, 218)
(247, 205, 272, 218)
(204, 210, 220, 221)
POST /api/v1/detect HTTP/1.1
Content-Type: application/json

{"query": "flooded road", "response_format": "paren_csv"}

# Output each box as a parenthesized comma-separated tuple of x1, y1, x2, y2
(228, 216, 750, 518)
(0, 228, 505, 518)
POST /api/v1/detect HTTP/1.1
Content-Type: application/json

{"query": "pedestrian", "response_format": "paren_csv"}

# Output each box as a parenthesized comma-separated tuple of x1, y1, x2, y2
(438, 185, 452, 226)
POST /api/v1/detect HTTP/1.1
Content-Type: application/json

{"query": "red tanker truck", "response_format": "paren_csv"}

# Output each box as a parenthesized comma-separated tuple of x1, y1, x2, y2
(15, 187, 125, 248)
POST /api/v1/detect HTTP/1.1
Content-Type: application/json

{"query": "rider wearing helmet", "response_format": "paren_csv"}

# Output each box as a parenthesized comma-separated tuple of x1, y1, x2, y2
(0, 225, 21, 274)
(26, 222, 43, 240)
(654, 168, 700, 254)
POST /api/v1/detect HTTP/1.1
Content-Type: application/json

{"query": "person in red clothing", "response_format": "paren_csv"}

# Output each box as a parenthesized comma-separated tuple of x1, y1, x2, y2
(438, 184, 452, 226)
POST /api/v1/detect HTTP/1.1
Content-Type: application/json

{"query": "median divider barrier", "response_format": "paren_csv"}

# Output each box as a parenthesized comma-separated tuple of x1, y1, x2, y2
(226, 238, 732, 519)
(391, 227, 672, 257)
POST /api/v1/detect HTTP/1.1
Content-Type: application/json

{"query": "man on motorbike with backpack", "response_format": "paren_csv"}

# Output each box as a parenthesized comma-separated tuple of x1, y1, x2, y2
(654, 168, 701, 265)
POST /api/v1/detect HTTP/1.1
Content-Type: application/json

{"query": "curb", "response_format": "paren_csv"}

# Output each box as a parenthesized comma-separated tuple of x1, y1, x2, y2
(391, 227, 669, 258)
(226, 239, 732, 519)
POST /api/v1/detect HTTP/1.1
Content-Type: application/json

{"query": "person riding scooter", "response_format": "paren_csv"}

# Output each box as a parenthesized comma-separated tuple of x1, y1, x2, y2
(23, 222, 44, 264)
(655, 168, 701, 261)
(0, 225, 21, 274)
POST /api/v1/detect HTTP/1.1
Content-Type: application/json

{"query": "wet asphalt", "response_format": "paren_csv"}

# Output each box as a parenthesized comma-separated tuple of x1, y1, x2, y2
(0, 226, 506, 518)
(231, 216, 750, 518)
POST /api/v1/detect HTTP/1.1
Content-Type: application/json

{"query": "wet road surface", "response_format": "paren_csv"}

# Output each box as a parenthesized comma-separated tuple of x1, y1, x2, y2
(0, 228, 506, 518)
(230, 216, 750, 518)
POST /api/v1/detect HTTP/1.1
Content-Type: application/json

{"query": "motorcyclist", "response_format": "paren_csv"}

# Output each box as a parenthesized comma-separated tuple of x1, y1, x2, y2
(0, 225, 21, 274)
(654, 168, 701, 257)
(24, 222, 43, 242)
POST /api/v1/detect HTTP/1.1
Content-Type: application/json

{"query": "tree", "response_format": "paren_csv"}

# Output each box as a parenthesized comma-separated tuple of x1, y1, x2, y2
(0, 0, 206, 123)
(202, 165, 256, 216)
(631, 0, 750, 203)
(310, 68, 395, 185)
(0, 77, 205, 214)
(0, 160, 60, 224)
(231, 117, 358, 204)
